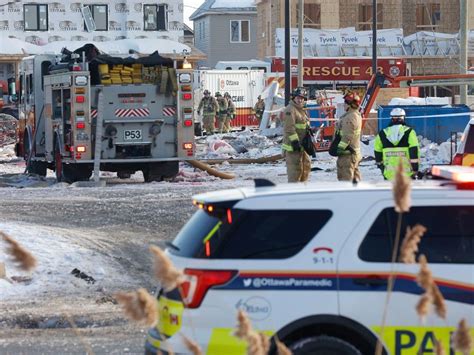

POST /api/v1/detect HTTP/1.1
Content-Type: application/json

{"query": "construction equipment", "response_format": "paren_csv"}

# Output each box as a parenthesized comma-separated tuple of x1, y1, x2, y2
(360, 72, 474, 118)
(15, 46, 195, 183)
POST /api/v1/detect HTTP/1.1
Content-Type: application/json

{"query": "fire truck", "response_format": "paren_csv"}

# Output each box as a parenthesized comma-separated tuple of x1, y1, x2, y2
(16, 46, 195, 183)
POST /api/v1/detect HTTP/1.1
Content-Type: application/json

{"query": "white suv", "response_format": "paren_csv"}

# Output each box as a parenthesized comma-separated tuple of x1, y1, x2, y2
(146, 168, 474, 355)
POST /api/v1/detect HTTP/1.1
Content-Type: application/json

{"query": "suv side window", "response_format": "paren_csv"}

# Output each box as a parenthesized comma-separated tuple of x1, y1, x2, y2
(171, 209, 332, 259)
(359, 206, 474, 264)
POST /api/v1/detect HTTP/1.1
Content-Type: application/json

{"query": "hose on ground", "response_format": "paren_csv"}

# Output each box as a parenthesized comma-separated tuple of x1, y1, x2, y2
(188, 160, 235, 180)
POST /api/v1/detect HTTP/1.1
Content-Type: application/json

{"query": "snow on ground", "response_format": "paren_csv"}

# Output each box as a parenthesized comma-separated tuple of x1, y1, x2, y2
(0, 221, 136, 300)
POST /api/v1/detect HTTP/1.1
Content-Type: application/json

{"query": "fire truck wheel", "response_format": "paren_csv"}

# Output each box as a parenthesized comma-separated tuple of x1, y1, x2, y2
(143, 162, 178, 183)
(27, 161, 47, 177)
(117, 171, 132, 179)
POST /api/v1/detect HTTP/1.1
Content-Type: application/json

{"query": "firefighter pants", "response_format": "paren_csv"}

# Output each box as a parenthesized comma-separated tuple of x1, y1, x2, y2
(203, 115, 215, 135)
(217, 114, 228, 133)
(223, 115, 233, 133)
(337, 153, 361, 182)
(285, 151, 311, 183)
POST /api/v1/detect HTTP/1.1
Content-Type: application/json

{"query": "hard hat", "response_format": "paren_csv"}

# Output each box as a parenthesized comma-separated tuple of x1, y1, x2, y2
(203, 89, 210, 95)
(343, 92, 361, 107)
(390, 108, 406, 117)
(224, 92, 230, 98)
(390, 107, 406, 124)
(291, 87, 308, 99)
(257, 95, 261, 99)
(215, 92, 221, 97)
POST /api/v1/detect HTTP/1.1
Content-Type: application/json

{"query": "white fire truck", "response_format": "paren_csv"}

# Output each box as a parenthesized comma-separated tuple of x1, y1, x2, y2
(16, 46, 195, 183)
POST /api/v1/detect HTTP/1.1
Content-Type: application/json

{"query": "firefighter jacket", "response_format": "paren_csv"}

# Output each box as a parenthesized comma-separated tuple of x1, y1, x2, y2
(282, 100, 310, 152)
(374, 124, 420, 180)
(198, 96, 218, 116)
(335, 107, 362, 155)
(226, 98, 236, 117)
(216, 97, 228, 117)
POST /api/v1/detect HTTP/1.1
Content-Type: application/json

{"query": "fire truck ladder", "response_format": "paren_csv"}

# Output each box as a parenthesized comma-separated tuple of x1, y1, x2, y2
(93, 90, 104, 185)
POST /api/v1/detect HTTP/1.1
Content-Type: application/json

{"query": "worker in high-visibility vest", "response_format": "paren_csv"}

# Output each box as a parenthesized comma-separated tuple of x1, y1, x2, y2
(374, 108, 420, 180)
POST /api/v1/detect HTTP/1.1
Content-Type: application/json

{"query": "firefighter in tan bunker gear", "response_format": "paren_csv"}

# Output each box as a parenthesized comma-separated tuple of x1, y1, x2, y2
(335, 92, 362, 181)
(197, 90, 218, 135)
(215, 92, 228, 134)
(223, 92, 235, 133)
(282, 88, 311, 183)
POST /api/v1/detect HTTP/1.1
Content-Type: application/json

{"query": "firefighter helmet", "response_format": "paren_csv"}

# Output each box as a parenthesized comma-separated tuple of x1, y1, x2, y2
(224, 92, 230, 98)
(291, 87, 308, 99)
(203, 89, 210, 96)
(215, 92, 222, 97)
(343, 92, 361, 108)
(390, 108, 406, 125)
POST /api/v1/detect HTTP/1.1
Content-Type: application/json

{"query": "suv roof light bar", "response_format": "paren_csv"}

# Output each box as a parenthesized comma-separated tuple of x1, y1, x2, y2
(431, 165, 474, 183)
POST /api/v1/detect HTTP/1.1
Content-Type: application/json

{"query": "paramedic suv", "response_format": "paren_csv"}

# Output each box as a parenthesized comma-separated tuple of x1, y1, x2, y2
(146, 167, 474, 355)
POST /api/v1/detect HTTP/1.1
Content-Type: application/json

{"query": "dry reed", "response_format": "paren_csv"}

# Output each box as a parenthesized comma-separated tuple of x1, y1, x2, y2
(416, 255, 433, 290)
(259, 332, 270, 354)
(275, 336, 292, 355)
(115, 288, 157, 326)
(415, 292, 432, 323)
(1, 232, 37, 272)
(181, 334, 203, 355)
(399, 224, 427, 263)
(149, 245, 184, 291)
(434, 338, 445, 355)
(393, 159, 411, 213)
(431, 284, 447, 319)
(452, 318, 472, 355)
(234, 310, 266, 355)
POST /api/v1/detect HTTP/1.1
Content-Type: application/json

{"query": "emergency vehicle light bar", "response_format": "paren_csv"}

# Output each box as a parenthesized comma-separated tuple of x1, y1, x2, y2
(431, 165, 474, 183)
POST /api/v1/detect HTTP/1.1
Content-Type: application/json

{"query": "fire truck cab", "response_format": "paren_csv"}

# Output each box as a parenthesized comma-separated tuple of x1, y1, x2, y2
(17, 47, 195, 183)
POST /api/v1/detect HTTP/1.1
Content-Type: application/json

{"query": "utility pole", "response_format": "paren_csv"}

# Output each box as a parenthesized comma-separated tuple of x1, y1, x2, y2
(460, 0, 468, 104)
(372, 0, 377, 76)
(285, 0, 291, 105)
(297, 0, 304, 87)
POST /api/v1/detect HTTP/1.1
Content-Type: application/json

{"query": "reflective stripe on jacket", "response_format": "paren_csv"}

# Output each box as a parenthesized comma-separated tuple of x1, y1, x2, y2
(336, 108, 362, 155)
(374, 124, 420, 180)
(282, 100, 309, 152)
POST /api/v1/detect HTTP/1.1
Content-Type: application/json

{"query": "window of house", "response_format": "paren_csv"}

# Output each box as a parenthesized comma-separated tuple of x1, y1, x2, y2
(24, 4, 48, 31)
(90, 5, 108, 31)
(144, 4, 168, 31)
(230, 20, 250, 43)
(416, 3, 441, 30)
(357, 3, 383, 31)
(359, 206, 474, 264)
(304, 3, 321, 29)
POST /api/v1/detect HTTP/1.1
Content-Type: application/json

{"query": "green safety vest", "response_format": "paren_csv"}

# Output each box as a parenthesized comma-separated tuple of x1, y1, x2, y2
(374, 125, 420, 180)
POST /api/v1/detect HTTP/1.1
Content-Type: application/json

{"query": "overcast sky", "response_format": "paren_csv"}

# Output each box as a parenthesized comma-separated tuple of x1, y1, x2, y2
(184, 0, 205, 28)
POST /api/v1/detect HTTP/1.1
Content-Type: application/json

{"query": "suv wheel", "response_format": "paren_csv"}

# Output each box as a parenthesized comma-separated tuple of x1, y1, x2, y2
(289, 335, 362, 355)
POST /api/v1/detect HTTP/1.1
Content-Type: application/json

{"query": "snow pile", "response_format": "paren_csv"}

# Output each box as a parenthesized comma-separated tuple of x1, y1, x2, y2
(419, 137, 456, 167)
(212, 0, 255, 8)
(172, 168, 216, 183)
(0, 222, 133, 299)
(0, 144, 17, 162)
(388, 97, 451, 106)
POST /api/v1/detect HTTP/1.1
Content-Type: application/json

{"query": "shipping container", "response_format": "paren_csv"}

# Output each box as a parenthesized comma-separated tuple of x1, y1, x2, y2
(193, 70, 266, 128)
(377, 105, 471, 144)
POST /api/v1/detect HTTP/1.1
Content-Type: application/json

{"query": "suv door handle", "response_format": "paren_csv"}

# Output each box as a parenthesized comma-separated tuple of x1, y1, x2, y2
(353, 276, 387, 287)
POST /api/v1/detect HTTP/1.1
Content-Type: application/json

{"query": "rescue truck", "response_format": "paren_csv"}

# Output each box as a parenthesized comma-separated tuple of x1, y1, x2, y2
(16, 45, 195, 183)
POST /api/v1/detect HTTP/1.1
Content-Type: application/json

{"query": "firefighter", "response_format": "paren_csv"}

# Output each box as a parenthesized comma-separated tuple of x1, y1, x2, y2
(215, 92, 228, 134)
(197, 90, 218, 135)
(282, 87, 311, 183)
(374, 108, 420, 180)
(335, 92, 362, 182)
(253, 95, 265, 124)
(224, 92, 235, 133)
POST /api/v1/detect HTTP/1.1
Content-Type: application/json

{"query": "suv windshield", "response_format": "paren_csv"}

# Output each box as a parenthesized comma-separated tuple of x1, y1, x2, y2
(170, 208, 332, 259)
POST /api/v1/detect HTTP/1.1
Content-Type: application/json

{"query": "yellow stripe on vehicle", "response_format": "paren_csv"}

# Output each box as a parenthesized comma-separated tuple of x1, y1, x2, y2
(157, 296, 184, 337)
(207, 328, 274, 355)
(203, 221, 222, 243)
(462, 153, 474, 166)
(372, 326, 474, 354)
